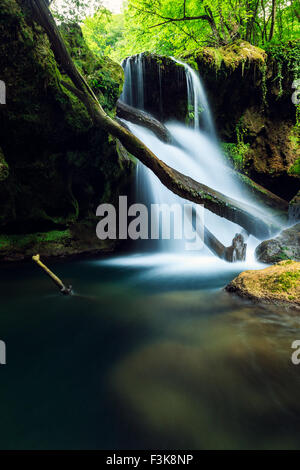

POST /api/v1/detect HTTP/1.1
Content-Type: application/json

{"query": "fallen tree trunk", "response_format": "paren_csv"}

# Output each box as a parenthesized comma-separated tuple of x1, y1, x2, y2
(30, 0, 282, 240)
(204, 228, 247, 262)
(192, 209, 247, 261)
(116, 103, 288, 219)
(116, 101, 171, 143)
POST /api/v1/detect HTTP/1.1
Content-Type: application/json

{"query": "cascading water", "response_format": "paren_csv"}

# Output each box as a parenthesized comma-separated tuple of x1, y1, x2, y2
(120, 54, 145, 109)
(173, 58, 215, 136)
(119, 54, 275, 263)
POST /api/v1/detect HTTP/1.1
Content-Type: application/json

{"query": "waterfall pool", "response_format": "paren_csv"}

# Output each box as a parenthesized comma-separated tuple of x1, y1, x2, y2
(0, 255, 300, 450)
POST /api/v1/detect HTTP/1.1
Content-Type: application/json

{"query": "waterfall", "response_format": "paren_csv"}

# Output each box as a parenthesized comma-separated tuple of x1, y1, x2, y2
(173, 58, 215, 136)
(120, 55, 272, 260)
(120, 53, 144, 110)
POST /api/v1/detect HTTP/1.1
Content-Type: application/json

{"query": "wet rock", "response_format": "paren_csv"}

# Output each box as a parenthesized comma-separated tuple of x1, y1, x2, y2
(289, 191, 300, 224)
(122, 52, 187, 122)
(255, 223, 300, 264)
(226, 260, 300, 308)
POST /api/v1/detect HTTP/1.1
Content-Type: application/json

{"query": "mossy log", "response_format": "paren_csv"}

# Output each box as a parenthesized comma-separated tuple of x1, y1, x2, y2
(30, 0, 282, 240)
(116, 101, 171, 143)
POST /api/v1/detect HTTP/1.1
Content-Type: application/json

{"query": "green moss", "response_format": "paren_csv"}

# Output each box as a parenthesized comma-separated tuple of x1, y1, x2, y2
(0, 230, 71, 252)
(60, 23, 124, 115)
(288, 158, 300, 176)
(265, 270, 300, 293)
(183, 40, 266, 73)
(0, 2, 133, 246)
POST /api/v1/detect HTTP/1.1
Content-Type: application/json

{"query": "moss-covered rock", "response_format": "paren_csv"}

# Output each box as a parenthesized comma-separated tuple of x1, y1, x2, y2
(255, 223, 300, 264)
(183, 40, 267, 72)
(0, 0, 134, 260)
(226, 260, 300, 308)
(60, 23, 124, 115)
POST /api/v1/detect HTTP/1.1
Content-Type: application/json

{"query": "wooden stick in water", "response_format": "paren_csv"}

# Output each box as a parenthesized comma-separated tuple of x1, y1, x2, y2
(32, 254, 73, 295)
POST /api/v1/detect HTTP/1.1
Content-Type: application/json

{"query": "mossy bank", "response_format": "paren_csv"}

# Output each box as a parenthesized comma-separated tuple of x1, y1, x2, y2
(0, 0, 135, 261)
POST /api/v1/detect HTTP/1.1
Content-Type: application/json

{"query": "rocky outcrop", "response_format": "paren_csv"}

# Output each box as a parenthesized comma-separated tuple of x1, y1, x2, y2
(255, 223, 300, 264)
(226, 260, 300, 308)
(124, 53, 187, 122)
(0, 1, 134, 260)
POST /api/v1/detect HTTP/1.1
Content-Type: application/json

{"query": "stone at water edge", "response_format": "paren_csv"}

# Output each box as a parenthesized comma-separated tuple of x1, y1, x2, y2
(226, 261, 300, 308)
(255, 223, 300, 264)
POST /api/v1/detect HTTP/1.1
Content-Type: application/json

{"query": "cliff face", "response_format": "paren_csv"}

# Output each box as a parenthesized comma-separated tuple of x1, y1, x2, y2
(136, 41, 299, 201)
(0, 0, 134, 260)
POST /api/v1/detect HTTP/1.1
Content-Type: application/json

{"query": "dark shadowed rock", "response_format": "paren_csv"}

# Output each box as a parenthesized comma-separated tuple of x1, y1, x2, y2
(255, 223, 300, 264)
(289, 191, 300, 224)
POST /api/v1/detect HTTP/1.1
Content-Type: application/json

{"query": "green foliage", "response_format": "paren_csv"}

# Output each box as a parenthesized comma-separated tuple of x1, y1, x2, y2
(82, 9, 126, 62)
(0, 230, 71, 251)
(222, 117, 251, 170)
(51, 0, 103, 23)
(222, 142, 250, 171)
(264, 40, 300, 85)
(52, 0, 300, 63)
(83, 0, 300, 60)
(60, 23, 124, 114)
(288, 158, 300, 176)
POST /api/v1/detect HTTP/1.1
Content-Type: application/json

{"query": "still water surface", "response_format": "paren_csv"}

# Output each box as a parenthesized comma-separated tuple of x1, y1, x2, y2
(0, 254, 299, 450)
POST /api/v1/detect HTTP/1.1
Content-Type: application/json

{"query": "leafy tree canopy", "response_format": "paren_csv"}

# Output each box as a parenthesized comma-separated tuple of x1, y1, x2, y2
(52, 0, 300, 62)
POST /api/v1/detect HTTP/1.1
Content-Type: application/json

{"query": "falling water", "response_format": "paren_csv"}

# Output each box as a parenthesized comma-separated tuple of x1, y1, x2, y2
(120, 54, 275, 261)
(120, 53, 145, 109)
(173, 58, 215, 136)
(120, 58, 133, 106)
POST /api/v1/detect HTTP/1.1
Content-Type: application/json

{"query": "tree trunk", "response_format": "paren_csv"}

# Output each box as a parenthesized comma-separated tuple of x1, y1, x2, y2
(269, 0, 277, 41)
(116, 101, 171, 143)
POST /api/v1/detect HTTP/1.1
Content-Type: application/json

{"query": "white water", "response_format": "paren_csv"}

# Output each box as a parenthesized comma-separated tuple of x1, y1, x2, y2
(173, 58, 215, 136)
(119, 54, 275, 266)
(120, 54, 145, 109)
